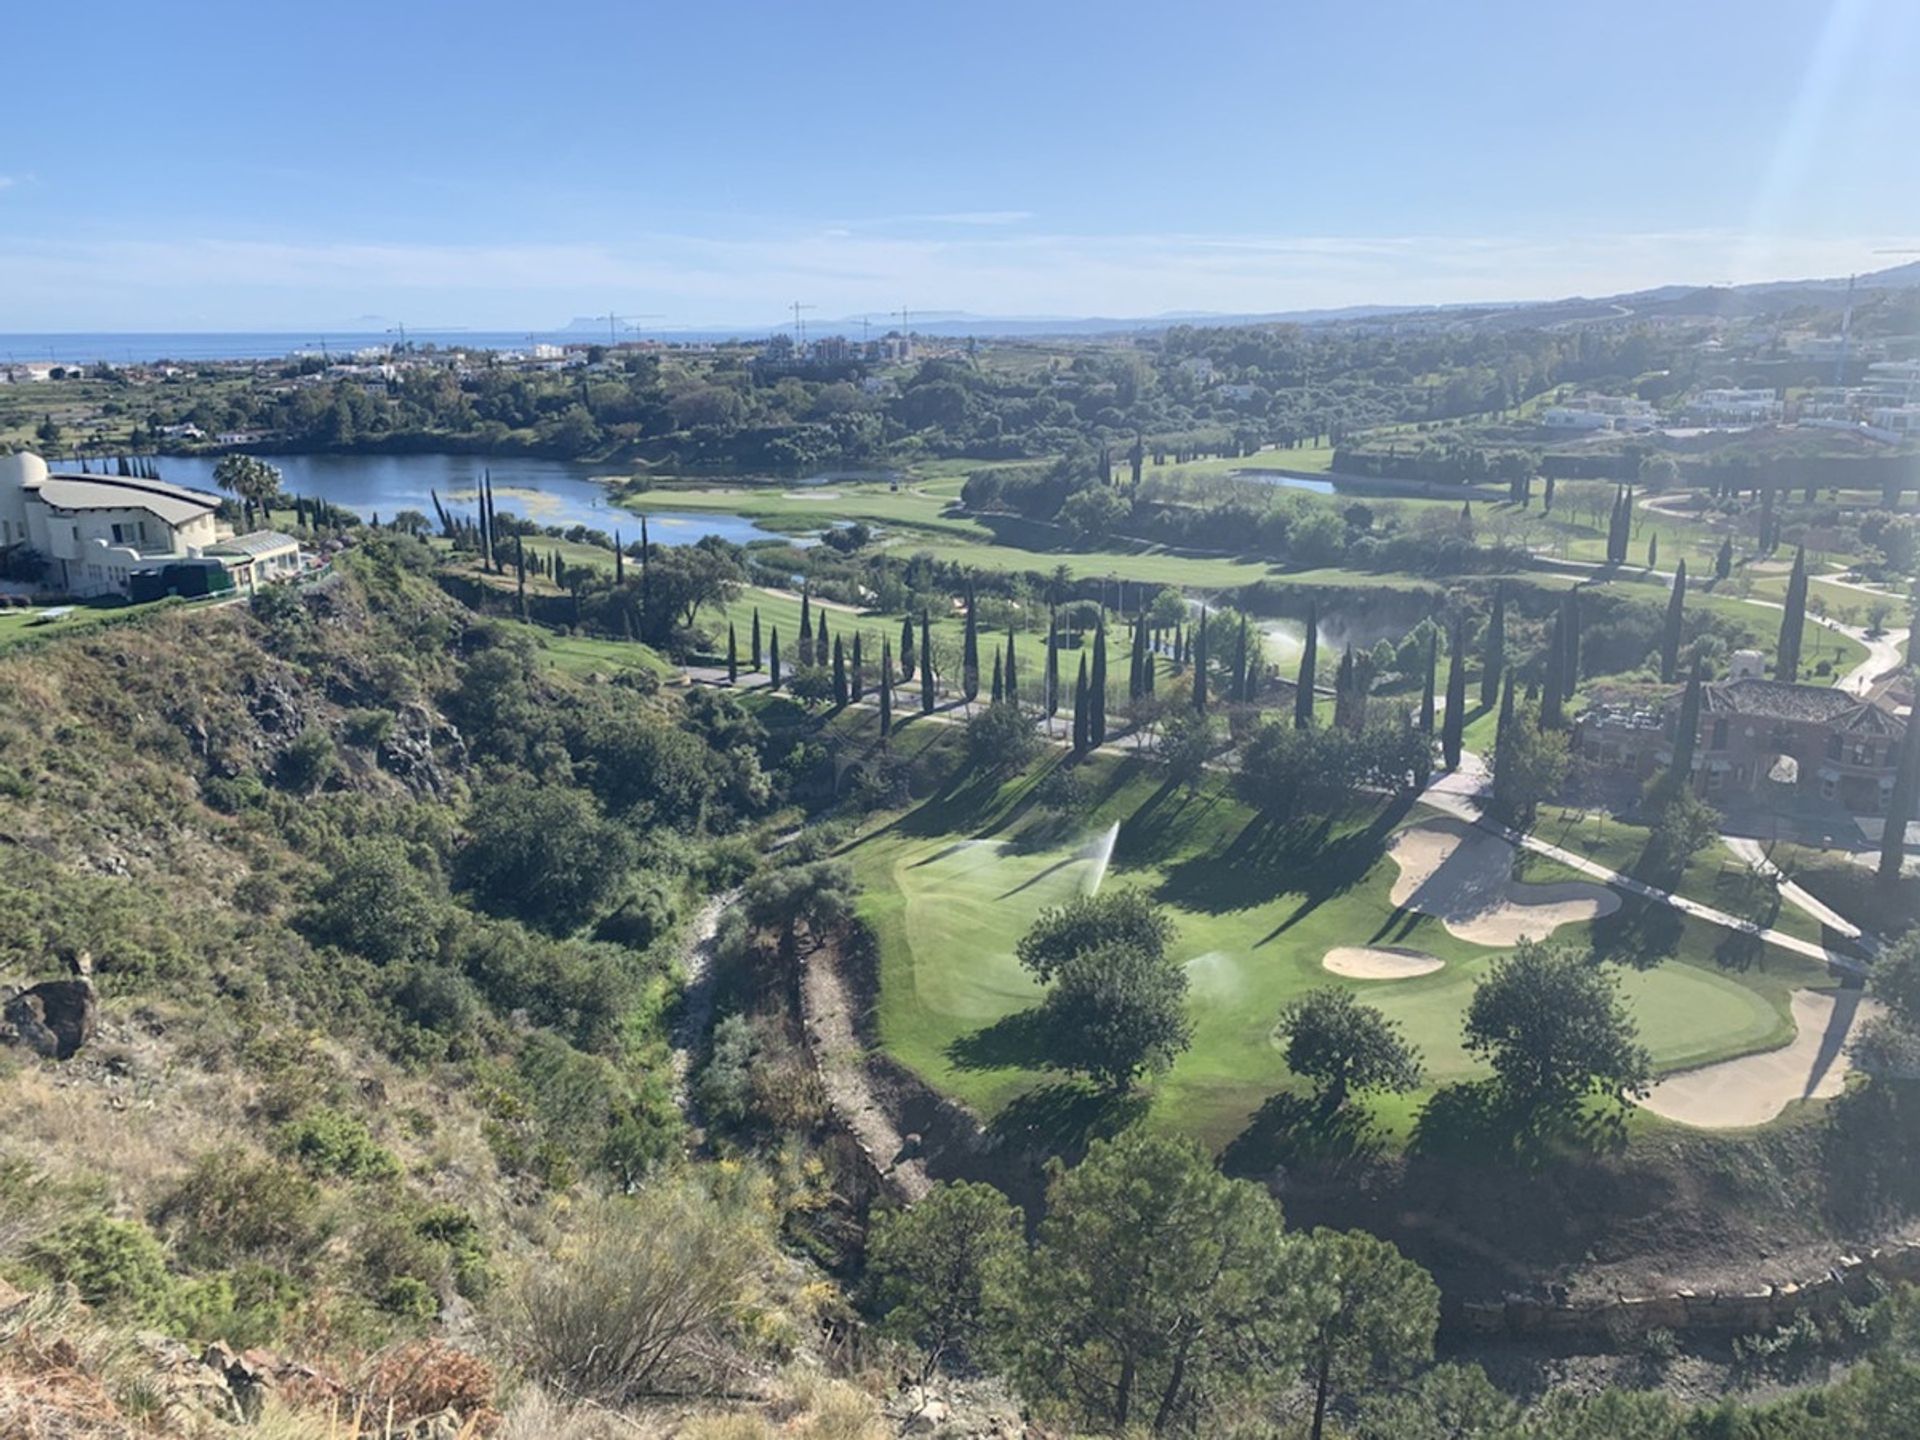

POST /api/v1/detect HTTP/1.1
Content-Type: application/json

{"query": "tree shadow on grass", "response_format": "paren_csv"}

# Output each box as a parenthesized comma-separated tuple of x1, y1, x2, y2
(1256, 791, 1418, 943)
(946, 1007, 1055, 1072)
(1156, 811, 1329, 914)
(987, 1080, 1148, 1163)
(1587, 894, 1685, 971)
(1221, 1092, 1387, 1183)
(1408, 1080, 1631, 1170)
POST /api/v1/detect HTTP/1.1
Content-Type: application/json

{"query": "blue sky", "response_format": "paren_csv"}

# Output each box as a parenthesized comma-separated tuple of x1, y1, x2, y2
(4, 0, 1917, 331)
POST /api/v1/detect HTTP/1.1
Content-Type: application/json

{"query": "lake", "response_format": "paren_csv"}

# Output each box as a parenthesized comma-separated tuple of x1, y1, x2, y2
(148, 453, 798, 548)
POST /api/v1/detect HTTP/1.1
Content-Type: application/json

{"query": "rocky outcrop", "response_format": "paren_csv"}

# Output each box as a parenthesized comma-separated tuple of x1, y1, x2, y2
(377, 703, 467, 796)
(2, 977, 98, 1059)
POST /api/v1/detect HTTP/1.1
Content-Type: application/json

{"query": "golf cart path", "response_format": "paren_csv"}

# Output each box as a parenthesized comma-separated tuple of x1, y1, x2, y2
(1421, 763, 1866, 974)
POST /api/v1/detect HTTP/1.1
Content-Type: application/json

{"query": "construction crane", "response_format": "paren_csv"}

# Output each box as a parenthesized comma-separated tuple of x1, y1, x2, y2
(386, 321, 409, 352)
(790, 301, 817, 347)
(592, 312, 664, 346)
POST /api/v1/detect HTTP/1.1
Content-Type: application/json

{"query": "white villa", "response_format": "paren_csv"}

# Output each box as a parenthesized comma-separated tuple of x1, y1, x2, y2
(0, 451, 301, 599)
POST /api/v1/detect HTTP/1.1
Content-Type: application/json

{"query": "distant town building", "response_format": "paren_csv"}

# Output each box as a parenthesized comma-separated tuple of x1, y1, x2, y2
(1541, 393, 1657, 432)
(1683, 388, 1783, 425)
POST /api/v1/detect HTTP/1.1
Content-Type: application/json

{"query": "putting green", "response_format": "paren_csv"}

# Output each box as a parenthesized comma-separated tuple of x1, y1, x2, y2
(851, 759, 1833, 1149)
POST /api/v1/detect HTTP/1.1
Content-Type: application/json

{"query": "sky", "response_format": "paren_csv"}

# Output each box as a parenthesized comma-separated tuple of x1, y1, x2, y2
(4, 0, 1919, 332)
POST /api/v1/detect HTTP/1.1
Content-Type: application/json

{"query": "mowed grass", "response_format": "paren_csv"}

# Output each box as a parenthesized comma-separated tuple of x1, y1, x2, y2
(847, 756, 1832, 1151)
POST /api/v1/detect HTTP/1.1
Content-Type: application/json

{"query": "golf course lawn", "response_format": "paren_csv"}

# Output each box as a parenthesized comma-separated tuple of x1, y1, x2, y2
(847, 755, 1835, 1152)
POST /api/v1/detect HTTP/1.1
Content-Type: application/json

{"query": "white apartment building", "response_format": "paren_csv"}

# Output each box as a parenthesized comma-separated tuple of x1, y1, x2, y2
(0, 451, 225, 598)
(1684, 388, 1783, 425)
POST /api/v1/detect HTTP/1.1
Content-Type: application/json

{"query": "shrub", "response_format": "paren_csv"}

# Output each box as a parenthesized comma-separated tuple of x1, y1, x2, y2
(306, 835, 444, 966)
(35, 1215, 172, 1316)
(158, 1151, 324, 1269)
(277, 728, 337, 793)
(275, 1108, 401, 1181)
(506, 1176, 777, 1401)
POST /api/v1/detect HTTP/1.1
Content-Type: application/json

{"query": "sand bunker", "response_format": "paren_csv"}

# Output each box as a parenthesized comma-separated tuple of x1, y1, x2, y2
(1322, 945, 1444, 980)
(1637, 989, 1879, 1129)
(1387, 818, 1619, 945)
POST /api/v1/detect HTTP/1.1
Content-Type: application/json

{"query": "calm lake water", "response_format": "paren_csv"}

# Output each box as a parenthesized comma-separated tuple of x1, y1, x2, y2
(149, 453, 793, 547)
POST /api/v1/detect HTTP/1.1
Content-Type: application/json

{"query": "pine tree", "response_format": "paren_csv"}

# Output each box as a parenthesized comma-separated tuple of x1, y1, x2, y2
(879, 640, 894, 738)
(1479, 582, 1505, 709)
(991, 651, 1004, 704)
(921, 612, 935, 714)
(900, 615, 916, 683)
(851, 632, 865, 702)
(1193, 607, 1210, 712)
(962, 585, 980, 704)
(1660, 560, 1687, 684)
(1419, 628, 1437, 736)
(1777, 545, 1808, 682)
(1072, 654, 1091, 754)
(832, 635, 848, 706)
(1295, 602, 1319, 730)
(1442, 617, 1468, 769)
(751, 608, 763, 669)
(1716, 536, 1733, 580)
(1090, 614, 1108, 744)
(727, 622, 738, 684)
(769, 629, 782, 690)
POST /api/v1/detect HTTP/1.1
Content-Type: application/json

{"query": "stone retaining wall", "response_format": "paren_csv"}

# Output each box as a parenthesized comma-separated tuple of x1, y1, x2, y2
(1450, 1242, 1920, 1342)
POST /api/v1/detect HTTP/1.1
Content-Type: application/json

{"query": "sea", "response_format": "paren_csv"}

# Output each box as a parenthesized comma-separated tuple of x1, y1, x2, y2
(0, 331, 739, 366)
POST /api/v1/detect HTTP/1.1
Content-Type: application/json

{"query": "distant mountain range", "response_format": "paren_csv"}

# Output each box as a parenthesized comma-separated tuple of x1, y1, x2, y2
(557, 260, 1920, 342)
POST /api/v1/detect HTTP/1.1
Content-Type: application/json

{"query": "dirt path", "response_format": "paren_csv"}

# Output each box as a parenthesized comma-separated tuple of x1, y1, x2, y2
(799, 945, 932, 1202)
(669, 890, 738, 1122)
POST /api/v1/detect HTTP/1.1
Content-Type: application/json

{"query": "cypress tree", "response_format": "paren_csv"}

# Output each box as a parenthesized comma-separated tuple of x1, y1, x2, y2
(1777, 545, 1808, 682)
(1492, 672, 1518, 791)
(1562, 591, 1580, 699)
(921, 612, 935, 714)
(1090, 614, 1108, 744)
(1072, 654, 1091, 754)
(751, 608, 763, 669)
(1129, 613, 1146, 701)
(992, 651, 1004, 704)
(614, 529, 624, 585)
(1295, 603, 1318, 729)
(769, 629, 782, 690)
(1880, 697, 1920, 884)
(879, 640, 893, 738)
(1045, 608, 1060, 721)
(1419, 628, 1437, 736)
(900, 615, 916, 683)
(1246, 636, 1264, 704)
(1667, 658, 1704, 797)
(1716, 536, 1733, 580)
(1334, 646, 1356, 730)
(1648, 534, 1658, 570)
(851, 632, 864, 702)
(832, 635, 848, 706)
(1442, 617, 1468, 769)
(1479, 582, 1505, 709)
(799, 587, 814, 667)
(1232, 615, 1249, 704)
(640, 514, 651, 620)
(1541, 608, 1566, 730)
(1005, 626, 1019, 709)
(515, 537, 528, 620)
(1660, 560, 1688, 683)
(816, 612, 831, 671)
(962, 585, 980, 703)
(727, 622, 738, 684)
(1193, 607, 1210, 712)
(1544, 473, 1556, 512)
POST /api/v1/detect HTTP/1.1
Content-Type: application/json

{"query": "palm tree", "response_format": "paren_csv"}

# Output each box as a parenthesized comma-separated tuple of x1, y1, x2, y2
(212, 455, 283, 530)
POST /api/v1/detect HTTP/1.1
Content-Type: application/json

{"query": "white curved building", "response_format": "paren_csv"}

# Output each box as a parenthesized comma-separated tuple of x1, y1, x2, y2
(0, 451, 225, 597)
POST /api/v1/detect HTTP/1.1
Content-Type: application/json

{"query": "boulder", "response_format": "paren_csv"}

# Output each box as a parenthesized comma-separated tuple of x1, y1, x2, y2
(3, 977, 98, 1059)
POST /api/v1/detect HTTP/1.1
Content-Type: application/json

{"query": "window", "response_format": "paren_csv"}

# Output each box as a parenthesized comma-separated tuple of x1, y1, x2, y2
(1711, 719, 1728, 749)
(1827, 734, 1843, 760)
